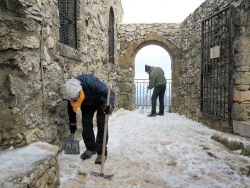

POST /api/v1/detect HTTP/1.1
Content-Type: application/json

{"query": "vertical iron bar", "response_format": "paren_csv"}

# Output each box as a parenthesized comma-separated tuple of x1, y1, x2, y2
(226, 10, 229, 119)
(74, 0, 77, 49)
(139, 82, 142, 106)
(201, 21, 204, 111)
(135, 82, 139, 108)
(65, 0, 68, 44)
(215, 15, 219, 116)
(228, 6, 234, 126)
(209, 18, 212, 114)
(205, 20, 208, 114)
(212, 16, 215, 116)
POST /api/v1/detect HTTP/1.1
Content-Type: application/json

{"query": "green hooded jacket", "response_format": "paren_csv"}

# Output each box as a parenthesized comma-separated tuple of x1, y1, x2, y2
(147, 66, 166, 89)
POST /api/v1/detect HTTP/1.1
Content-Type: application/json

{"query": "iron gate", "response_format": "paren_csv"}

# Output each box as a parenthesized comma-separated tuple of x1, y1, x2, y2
(201, 6, 235, 125)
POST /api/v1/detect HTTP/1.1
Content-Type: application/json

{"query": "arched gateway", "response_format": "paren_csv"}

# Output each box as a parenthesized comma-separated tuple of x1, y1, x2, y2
(117, 1, 250, 135)
(117, 24, 182, 113)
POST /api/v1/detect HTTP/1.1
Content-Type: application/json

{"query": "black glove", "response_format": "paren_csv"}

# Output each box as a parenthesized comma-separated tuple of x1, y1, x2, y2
(104, 105, 114, 114)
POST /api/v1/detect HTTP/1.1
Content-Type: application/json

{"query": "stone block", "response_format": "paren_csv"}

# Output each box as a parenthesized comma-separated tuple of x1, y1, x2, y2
(235, 85, 250, 91)
(233, 103, 250, 121)
(234, 38, 250, 53)
(234, 52, 250, 66)
(234, 90, 250, 102)
(233, 121, 250, 138)
(211, 134, 244, 150)
(234, 72, 250, 85)
(241, 144, 250, 156)
(236, 65, 250, 72)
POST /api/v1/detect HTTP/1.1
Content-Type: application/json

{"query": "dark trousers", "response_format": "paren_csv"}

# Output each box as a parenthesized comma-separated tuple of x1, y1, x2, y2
(151, 85, 166, 114)
(68, 101, 108, 155)
(81, 103, 108, 155)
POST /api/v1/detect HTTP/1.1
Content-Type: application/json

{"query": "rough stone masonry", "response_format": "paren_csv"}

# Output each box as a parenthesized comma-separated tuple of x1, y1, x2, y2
(0, 0, 250, 150)
(0, 0, 250, 187)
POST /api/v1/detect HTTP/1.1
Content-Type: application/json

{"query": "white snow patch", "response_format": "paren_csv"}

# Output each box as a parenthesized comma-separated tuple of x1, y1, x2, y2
(58, 109, 250, 187)
(0, 141, 59, 182)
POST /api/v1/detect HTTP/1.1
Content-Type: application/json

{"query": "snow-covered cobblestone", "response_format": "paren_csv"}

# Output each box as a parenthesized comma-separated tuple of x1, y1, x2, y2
(59, 109, 250, 188)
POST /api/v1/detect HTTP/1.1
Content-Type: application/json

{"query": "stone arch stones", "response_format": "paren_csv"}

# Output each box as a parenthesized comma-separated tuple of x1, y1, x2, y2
(117, 24, 182, 111)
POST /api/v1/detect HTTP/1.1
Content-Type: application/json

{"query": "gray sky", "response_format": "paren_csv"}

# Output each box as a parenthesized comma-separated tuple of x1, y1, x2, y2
(135, 45, 172, 79)
(121, 0, 206, 24)
(120, 0, 206, 79)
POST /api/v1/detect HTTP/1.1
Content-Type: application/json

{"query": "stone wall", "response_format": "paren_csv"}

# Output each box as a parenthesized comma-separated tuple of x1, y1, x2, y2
(177, 0, 250, 131)
(0, 0, 123, 149)
(233, 1, 250, 121)
(1, 0, 249, 150)
(117, 0, 250, 132)
(117, 23, 182, 110)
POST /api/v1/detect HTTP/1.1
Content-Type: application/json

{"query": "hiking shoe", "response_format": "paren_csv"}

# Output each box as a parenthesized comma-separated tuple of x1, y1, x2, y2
(148, 113, 157, 117)
(95, 155, 107, 164)
(80, 150, 96, 160)
(157, 113, 164, 116)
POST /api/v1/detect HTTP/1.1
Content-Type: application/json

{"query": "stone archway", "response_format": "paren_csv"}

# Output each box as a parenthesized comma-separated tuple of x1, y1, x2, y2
(117, 32, 182, 112)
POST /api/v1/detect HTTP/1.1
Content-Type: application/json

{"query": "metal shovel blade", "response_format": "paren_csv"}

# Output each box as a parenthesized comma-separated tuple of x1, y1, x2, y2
(64, 139, 80, 154)
(90, 171, 114, 179)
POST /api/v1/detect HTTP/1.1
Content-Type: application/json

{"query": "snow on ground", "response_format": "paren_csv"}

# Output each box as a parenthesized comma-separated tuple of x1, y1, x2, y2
(0, 142, 59, 182)
(58, 109, 250, 188)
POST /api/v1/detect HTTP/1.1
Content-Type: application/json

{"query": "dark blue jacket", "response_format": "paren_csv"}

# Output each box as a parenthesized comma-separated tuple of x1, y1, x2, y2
(76, 74, 115, 106)
(67, 74, 115, 125)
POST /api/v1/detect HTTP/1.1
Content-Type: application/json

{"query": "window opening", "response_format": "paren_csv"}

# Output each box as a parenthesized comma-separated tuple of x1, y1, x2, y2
(58, 0, 77, 49)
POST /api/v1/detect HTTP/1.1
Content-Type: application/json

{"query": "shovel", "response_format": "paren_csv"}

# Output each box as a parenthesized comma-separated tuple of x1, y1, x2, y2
(90, 84, 114, 179)
(64, 134, 80, 154)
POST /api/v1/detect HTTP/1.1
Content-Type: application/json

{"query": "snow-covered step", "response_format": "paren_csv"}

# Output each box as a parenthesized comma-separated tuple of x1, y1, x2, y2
(0, 142, 59, 188)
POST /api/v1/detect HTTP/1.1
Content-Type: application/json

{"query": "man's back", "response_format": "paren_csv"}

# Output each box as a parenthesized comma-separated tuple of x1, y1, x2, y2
(148, 66, 166, 89)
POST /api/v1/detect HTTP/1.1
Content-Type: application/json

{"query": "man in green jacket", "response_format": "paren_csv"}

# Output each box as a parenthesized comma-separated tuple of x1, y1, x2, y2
(145, 65, 166, 117)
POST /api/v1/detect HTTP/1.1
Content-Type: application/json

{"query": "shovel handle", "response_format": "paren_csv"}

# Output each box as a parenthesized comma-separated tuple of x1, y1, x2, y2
(100, 83, 112, 174)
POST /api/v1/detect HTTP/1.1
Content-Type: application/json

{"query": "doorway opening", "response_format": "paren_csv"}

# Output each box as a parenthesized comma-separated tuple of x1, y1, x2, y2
(134, 45, 172, 112)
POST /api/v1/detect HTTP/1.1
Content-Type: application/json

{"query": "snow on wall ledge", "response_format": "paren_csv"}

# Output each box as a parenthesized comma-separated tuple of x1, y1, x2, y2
(0, 142, 59, 188)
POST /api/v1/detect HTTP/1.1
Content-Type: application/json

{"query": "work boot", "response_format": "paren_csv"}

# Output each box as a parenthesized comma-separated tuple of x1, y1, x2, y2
(157, 113, 164, 116)
(95, 155, 107, 164)
(148, 113, 156, 117)
(80, 150, 96, 160)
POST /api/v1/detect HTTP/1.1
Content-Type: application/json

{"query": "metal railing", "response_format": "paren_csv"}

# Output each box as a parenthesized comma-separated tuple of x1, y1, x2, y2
(134, 79, 172, 112)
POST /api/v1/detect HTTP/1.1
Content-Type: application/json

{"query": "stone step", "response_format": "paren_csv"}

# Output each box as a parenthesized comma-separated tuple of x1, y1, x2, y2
(0, 142, 59, 188)
(233, 120, 250, 138)
(211, 133, 250, 156)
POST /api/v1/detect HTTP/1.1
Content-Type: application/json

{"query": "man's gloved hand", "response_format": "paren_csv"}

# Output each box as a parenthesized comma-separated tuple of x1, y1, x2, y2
(104, 105, 114, 114)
